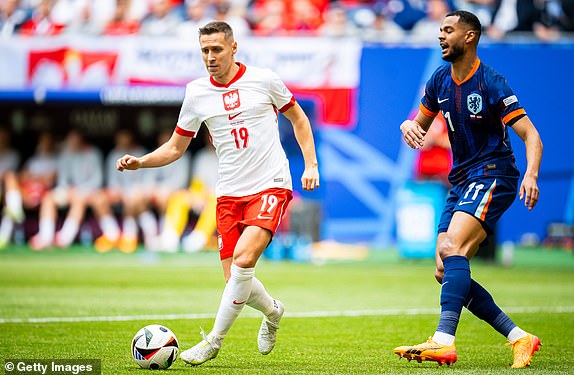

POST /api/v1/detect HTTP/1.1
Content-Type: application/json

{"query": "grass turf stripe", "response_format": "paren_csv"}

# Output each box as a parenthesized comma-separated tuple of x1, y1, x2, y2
(1, 305, 573, 324)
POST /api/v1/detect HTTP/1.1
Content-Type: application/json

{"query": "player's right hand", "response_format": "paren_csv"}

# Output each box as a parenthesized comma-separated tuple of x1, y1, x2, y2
(116, 154, 142, 171)
(301, 164, 320, 191)
(400, 120, 426, 149)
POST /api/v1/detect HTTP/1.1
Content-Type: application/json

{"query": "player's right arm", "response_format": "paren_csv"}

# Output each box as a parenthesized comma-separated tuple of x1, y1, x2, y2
(400, 110, 435, 150)
(116, 131, 192, 171)
(401, 69, 441, 149)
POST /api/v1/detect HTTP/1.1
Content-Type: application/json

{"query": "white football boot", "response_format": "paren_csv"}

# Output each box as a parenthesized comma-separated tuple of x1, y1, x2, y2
(180, 331, 220, 366)
(258, 300, 284, 355)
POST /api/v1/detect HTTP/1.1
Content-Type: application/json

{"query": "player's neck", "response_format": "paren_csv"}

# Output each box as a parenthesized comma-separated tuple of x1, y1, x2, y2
(451, 53, 478, 83)
(213, 62, 240, 86)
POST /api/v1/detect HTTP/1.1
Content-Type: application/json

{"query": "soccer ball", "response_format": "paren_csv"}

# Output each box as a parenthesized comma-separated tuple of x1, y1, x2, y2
(131, 324, 179, 370)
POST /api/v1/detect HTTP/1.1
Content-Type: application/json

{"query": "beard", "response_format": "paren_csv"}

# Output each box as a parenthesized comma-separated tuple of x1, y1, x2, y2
(442, 43, 464, 62)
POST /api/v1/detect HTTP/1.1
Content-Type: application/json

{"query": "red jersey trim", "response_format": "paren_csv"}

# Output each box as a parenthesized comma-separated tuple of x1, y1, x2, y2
(279, 96, 296, 113)
(452, 58, 481, 86)
(210, 63, 246, 88)
(175, 125, 196, 138)
(502, 108, 526, 125)
(420, 102, 438, 117)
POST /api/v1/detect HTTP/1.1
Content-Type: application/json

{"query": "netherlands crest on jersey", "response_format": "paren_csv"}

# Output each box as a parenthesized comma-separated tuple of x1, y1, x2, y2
(223, 90, 240, 111)
(467, 93, 482, 115)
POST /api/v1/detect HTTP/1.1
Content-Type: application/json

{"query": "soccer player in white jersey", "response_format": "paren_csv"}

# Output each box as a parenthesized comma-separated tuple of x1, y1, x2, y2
(116, 21, 320, 366)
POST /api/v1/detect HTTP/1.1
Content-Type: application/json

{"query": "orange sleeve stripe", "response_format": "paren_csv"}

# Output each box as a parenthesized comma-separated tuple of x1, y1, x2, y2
(175, 125, 196, 138)
(502, 108, 526, 125)
(419, 102, 438, 117)
(279, 96, 296, 113)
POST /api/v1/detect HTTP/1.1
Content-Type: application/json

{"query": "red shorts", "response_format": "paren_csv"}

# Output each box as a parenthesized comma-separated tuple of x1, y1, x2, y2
(216, 188, 293, 260)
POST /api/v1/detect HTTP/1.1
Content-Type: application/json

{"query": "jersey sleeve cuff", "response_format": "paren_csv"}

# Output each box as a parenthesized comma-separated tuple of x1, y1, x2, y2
(175, 125, 196, 138)
(419, 102, 438, 117)
(279, 96, 296, 113)
(502, 108, 526, 125)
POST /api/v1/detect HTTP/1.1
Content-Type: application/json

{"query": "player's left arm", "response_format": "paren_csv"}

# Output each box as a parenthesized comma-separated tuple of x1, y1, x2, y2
(282, 103, 320, 191)
(510, 116, 543, 210)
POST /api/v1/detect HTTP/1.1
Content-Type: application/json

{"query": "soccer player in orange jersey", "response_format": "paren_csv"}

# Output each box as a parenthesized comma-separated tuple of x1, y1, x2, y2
(394, 11, 543, 368)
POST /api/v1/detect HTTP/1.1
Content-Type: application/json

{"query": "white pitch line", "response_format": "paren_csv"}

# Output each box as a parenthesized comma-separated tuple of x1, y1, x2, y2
(1, 306, 574, 324)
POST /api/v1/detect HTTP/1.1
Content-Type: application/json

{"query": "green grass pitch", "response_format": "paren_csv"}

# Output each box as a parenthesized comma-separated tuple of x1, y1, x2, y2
(1, 246, 573, 374)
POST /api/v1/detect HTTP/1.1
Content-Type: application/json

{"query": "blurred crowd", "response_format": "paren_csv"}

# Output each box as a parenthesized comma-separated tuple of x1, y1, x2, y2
(0, 126, 219, 253)
(0, 0, 573, 42)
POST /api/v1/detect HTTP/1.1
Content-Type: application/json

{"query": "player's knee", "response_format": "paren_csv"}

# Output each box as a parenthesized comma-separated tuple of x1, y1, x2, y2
(232, 253, 258, 268)
(233, 248, 257, 268)
(434, 268, 444, 284)
(437, 235, 456, 259)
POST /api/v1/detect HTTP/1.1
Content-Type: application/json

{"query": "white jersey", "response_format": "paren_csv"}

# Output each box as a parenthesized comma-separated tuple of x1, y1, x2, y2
(176, 63, 295, 197)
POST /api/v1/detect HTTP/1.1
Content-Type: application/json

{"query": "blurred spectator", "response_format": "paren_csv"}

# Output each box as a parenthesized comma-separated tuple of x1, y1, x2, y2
(143, 129, 191, 249)
(92, 128, 152, 253)
(0, 127, 23, 249)
(19, 131, 58, 211)
(28, 129, 103, 250)
(103, 0, 140, 35)
(51, 0, 85, 26)
(454, 0, 497, 27)
(489, 0, 572, 40)
(391, 0, 428, 31)
(318, 3, 360, 37)
(180, 143, 218, 253)
(140, 0, 182, 36)
(514, 0, 562, 41)
(252, 0, 323, 35)
(156, 137, 218, 253)
(0, 0, 29, 38)
(409, 0, 451, 42)
(414, 113, 452, 185)
(19, 0, 65, 36)
(487, 0, 574, 42)
(363, 2, 406, 42)
(61, 1, 103, 35)
(177, 0, 209, 38)
(251, 0, 288, 36)
(61, 0, 147, 34)
(288, 0, 323, 34)
(210, 0, 251, 37)
(562, 0, 574, 31)
(487, 0, 518, 39)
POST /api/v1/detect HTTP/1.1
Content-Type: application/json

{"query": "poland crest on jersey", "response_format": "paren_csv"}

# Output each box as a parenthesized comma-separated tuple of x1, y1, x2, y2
(223, 90, 240, 111)
(467, 93, 482, 115)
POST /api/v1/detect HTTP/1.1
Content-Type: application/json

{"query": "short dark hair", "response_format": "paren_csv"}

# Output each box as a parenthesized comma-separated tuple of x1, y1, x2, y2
(445, 10, 482, 41)
(199, 21, 234, 41)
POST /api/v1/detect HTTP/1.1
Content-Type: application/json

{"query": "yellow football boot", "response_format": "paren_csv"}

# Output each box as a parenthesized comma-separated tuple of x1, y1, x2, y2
(506, 333, 541, 368)
(394, 337, 457, 366)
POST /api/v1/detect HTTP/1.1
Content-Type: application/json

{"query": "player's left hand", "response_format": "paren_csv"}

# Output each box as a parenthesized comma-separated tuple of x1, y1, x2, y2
(519, 174, 539, 210)
(301, 165, 320, 191)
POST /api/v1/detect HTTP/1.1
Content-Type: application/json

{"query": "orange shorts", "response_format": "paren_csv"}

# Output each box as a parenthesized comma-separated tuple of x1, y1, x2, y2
(216, 188, 293, 260)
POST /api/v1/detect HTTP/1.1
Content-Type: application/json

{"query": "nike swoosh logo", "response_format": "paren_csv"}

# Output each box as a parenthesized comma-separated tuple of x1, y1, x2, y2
(232, 300, 246, 305)
(438, 98, 449, 103)
(257, 214, 273, 220)
(458, 201, 473, 206)
(228, 112, 242, 120)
